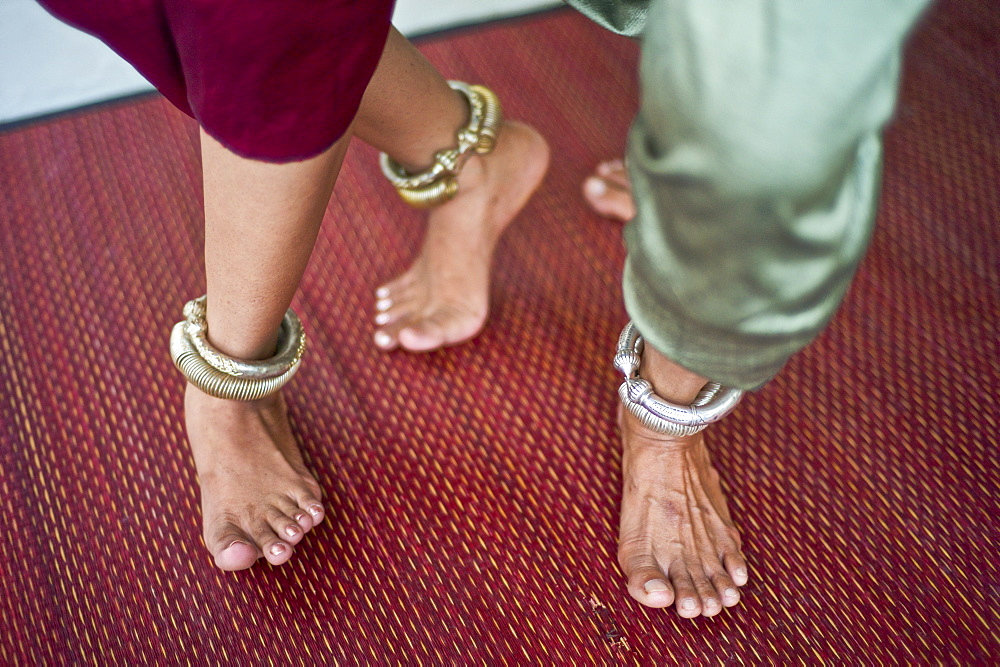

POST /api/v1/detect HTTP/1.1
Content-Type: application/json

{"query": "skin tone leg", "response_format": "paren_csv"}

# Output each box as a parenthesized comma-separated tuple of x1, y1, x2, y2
(617, 340, 750, 616)
(186, 28, 547, 570)
(583, 158, 748, 614)
(187, 128, 350, 570)
(357, 29, 550, 352)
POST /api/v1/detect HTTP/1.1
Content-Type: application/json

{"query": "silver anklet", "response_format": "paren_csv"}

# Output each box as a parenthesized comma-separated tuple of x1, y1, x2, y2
(379, 80, 502, 208)
(170, 296, 306, 401)
(614, 321, 743, 437)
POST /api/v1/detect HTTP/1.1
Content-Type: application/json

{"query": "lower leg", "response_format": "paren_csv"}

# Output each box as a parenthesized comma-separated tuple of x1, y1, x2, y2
(352, 27, 467, 172)
(186, 128, 349, 570)
(608, 0, 928, 616)
(354, 28, 550, 351)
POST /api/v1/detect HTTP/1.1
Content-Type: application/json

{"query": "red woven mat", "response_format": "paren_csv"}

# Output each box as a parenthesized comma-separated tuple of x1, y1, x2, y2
(1, 5, 997, 663)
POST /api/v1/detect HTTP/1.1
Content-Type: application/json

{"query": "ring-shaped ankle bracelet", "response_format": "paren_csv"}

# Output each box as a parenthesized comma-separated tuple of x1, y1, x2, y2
(614, 321, 743, 437)
(379, 81, 502, 209)
(170, 296, 306, 401)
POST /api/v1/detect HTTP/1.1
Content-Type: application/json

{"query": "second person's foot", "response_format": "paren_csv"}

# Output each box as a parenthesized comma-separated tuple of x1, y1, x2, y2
(373, 121, 549, 352)
(582, 159, 636, 222)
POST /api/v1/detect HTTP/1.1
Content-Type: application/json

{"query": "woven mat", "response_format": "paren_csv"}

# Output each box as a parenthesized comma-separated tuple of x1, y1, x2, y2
(1, 4, 997, 663)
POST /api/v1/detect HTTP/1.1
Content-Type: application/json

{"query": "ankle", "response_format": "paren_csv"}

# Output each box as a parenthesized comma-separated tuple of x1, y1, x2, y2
(620, 407, 703, 452)
(639, 342, 708, 405)
(455, 152, 488, 192)
(185, 382, 285, 418)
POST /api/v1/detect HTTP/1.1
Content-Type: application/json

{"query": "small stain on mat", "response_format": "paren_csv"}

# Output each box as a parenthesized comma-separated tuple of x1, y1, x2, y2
(564, 579, 633, 658)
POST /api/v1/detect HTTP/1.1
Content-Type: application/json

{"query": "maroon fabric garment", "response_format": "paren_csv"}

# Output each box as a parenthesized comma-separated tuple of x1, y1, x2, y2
(39, 0, 395, 162)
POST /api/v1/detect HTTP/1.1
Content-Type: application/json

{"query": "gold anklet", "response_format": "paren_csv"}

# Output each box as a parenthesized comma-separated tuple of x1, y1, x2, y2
(379, 81, 502, 208)
(169, 296, 306, 401)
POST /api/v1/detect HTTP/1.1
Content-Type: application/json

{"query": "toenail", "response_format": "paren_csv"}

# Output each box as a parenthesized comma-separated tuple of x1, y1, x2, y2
(644, 580, 669, 594)
(682, 599, 697, 610)
(374, 331, 392, 348)
(375, 312, 390, 325)
(376, 298, 392, 311)
(375, 286, 390, 299)
(585, 178, 607, 196)
(294, 513, 307, 523)
(706, 599, 720, 609)
(284, 525, 300, 538)
(226, 540, 247, 550)
(735, 568, 748, 580)
(270, 543, 287, 556)
(725, 588, 738, 599)
(307, 505, 323, 517)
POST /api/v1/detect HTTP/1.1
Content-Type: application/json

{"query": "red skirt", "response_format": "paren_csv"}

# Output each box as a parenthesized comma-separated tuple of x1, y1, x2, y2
(40, 0, 395, 162)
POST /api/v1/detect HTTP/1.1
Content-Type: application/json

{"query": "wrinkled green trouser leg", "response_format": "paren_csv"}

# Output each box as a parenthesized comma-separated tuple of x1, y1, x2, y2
(571, 0, 929, 389)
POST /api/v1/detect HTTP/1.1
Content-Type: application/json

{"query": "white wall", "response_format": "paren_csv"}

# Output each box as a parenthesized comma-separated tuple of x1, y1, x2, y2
(0, 0, 558, 125)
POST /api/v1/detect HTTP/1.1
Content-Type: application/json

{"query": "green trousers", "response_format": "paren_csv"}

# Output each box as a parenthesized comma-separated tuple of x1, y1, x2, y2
(568, 0, 930, 388)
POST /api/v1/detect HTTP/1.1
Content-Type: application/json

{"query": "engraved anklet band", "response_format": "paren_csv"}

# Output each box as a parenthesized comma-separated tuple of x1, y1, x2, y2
(379, 80, 502, 208)
(614, 321, 743, 437)
(170, 296, 306, 401)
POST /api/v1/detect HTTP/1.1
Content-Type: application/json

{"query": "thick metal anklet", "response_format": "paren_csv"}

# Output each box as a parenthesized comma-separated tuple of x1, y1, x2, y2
(614, 321, 743, 437)
(379, 81, 502, 208)
(169, 296, 305, 401)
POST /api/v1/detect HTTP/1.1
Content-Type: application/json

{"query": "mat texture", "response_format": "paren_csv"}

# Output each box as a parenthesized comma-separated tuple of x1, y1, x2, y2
(1, 3, 998, 664)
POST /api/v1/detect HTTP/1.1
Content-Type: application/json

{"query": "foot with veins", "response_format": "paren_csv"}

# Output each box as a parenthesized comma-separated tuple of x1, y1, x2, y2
(616, 341, 749, 615)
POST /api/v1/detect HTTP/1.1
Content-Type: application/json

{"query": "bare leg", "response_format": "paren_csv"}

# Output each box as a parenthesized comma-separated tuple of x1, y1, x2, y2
(617, 342, 749, 615)
(356, 28, 550, 351)
(186, 129, 349, 570)
(582, 159, 635, 222)
(186, 26, 548, 570)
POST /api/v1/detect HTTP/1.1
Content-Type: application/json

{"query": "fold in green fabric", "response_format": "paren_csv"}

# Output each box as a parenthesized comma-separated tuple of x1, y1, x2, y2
(570, 0, 930, 389)
(564, 0, 648, 37)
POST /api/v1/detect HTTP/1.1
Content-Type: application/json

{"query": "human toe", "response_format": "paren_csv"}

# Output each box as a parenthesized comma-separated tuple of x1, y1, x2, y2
(396, 318, 448, 352)
(398, 306, 484, 351)
(264, 540, 293, 566)
(290, 510, 313, 532)
(583, 176, 607, 199)
(596, 159, 624, 177)
(582, 178, 635, 221)
(267, 510, 305, 545)
(375, 314, 424, 350)
(274, 497, 315, 533)
(207, 523, 260, 571)
(598, 162, 630, 189)
(374, 294, 418, 328)
(301, 501, 325, 526)
(631, 572, 676, 609)
(711, 571, 742, 608)
(373, 328, 399, 350)
(723, 550, 749, 587)
(250, 526, 294, 566)
(620, 549, 676, 608)
(375, 301, 432, 349)
(668, 568, 702, 618)
(693, 576, 723, 617)
(375, 274, 416, 301)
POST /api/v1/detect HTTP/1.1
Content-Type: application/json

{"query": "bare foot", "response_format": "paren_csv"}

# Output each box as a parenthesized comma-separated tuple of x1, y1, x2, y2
(185, 384, 326, 570)
(617, 412, 749, 615)
(373, 121, 549, 351)
(582, 159, 636, 222)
